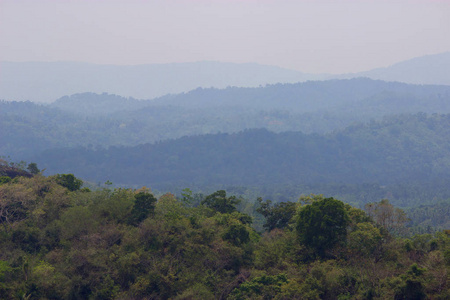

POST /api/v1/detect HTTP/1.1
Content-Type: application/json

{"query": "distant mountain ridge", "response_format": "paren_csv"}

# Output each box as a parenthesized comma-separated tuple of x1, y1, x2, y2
(343, 52, 450, 85)
(1, 52, 449, 102)
(49, 78, 450, 115)
(0, 61, 321, 103)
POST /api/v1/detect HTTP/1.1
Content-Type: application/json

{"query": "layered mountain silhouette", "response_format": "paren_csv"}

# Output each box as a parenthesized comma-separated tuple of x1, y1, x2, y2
(1, 52, 449, 102)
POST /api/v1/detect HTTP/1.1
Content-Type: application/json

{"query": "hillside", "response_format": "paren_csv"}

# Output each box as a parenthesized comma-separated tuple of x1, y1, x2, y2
(3, 79, 450, 159)
(31, 114, 450, 202)
(0, 173, 448, 299)
(52, 78, 450, 113)
(347, 52, 450, 86)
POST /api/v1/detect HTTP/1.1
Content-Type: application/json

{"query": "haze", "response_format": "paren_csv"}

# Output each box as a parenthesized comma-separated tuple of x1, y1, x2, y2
(1, 0, 449, 74)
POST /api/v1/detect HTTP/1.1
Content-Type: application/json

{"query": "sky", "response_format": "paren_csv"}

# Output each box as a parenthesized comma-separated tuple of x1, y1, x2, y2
(1, 0, 449, 74)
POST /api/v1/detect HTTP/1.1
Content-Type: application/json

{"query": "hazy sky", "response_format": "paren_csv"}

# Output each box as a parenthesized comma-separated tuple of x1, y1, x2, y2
(1, 0, 449, 74)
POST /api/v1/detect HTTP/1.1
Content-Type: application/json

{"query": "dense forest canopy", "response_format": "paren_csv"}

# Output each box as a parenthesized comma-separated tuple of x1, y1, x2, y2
(0, 169, 448, 299)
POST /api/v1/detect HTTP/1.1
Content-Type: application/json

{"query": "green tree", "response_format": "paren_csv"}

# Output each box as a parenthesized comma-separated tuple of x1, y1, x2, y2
(180, 188, 193, 205)
(347, 222, 382, 256)
(0, 260, 13, 298)
(0, 176, 11, 185)
(395, 264, 427, 300)
(296, 197, 349, 256)
(256, 198, 297, 231)
(128, 191, 157, 225)
(223, 224, 250, 246)
(0, 180, 34, 232)
(54, 174, 83, 191)
(229, 274, 288, 299)
(201, 190, 240, 214)
(27, 162, 40, 175)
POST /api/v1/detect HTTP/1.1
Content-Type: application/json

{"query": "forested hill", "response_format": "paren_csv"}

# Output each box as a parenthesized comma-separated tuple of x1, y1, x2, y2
(0, 171, 448, 299)
(50, 93, 148, 116)
(3, 78, 450, 159)
(148, 78, 450, 111)
(32, 113, 450, 191)
(52, 78, 450, 113)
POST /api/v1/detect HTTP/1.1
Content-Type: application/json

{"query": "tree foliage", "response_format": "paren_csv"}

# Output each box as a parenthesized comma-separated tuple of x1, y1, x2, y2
(201, 190, 241, 214)
(26, 162, 40, 175)
(0, 173, 448, 299)
(128, 191, 157, 225)
(296, 197, 349, 256)
(54, 173, 83, 191)
(256, 198, 297, 231)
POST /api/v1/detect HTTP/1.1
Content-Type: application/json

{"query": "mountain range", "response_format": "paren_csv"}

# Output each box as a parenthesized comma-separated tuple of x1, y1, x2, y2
(2, 78, 450, 160)
(1, 52, 449, 103)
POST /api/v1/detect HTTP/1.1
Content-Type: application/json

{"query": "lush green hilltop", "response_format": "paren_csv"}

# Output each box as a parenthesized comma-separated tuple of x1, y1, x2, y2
(0, 169, 448, 299)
